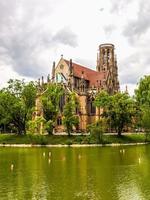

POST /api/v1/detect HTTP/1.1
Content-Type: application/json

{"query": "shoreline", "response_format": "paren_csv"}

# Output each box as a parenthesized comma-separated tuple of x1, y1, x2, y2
(0, 142, 149, 148)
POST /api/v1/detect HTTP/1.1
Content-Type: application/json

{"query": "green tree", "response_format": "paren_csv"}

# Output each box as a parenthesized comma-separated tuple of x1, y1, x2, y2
(135, 75, 150, 106)
(95, 91, 136, 136)
(0, 90, 15, 132)
(135, 76, 150, 138)
(41, 83, 64, 134)
(63, 92, 79, 136)
(0, 79, 37, 134)
(87, 119, 107, 143)
(141, 106, 150, 141)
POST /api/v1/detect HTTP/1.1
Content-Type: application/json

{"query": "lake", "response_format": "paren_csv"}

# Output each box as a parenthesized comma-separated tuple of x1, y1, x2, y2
(0, 145, 150, 200)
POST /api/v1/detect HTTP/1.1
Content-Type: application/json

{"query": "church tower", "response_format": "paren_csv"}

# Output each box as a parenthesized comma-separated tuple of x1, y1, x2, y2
(97, 43, 115, 72)
(97, 43, 119, 94)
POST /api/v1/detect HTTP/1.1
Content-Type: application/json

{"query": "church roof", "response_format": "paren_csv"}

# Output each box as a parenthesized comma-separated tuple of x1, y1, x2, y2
(64, 59, 108, 87)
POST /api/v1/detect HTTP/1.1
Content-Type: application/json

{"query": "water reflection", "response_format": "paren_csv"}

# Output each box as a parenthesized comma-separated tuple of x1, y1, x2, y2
(0, 146, 150, 199)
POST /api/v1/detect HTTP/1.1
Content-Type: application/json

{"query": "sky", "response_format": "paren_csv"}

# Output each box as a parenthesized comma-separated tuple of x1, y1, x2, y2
(0, 0, 150, 95)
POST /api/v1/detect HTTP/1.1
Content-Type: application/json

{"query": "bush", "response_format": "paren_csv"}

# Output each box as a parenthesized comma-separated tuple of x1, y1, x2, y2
(27, 134, 48, 145)
(75, 136, 83, 144)
(27, 117, 46, 135)
(66, 139, 73, 145)
(45, 120, 54, 135)
(84, 135, 96, 144)
(87, 119, 107, 144)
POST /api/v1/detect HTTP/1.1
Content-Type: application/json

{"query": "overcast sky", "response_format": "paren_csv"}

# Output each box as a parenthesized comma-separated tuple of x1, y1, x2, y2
(0, 0, 150, 95)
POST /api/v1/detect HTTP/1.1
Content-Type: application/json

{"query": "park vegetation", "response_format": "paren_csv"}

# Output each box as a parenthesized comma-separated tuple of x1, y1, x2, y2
(0, 75, 150, 144)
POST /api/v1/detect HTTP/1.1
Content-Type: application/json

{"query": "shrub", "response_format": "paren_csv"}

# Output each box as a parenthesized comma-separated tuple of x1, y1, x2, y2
(87, 119, 107, 144)
(27, 134, 48, 145)
(66, 139, 73, 145)
(75, 136, 83, 144)
(45, 120, 54, 135)
(27, 117, 46, 135)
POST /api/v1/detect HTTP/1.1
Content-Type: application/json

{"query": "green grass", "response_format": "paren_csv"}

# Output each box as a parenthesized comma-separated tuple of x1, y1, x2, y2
(0, 133, 149, 145)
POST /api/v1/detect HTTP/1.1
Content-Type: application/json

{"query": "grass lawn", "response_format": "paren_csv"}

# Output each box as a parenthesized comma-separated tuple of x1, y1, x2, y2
(0, 133, 149, 145)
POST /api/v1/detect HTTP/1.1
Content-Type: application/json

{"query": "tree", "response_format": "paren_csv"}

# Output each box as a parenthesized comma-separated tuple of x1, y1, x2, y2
(0, 79, 37, 134)
(63, 92, 79, 136)
(135, 76, 150, 138)
(41, 83, 64, 134)
(135, 75, 150, 106)
(87, 119, 107, 143)
(141, 105, 150, 141)
(95, 91, 136, 136)
(0, 90, 16, 132)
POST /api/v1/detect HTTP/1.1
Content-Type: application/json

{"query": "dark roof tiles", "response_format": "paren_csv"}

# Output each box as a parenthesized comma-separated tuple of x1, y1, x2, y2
(64, 59, 107, 87)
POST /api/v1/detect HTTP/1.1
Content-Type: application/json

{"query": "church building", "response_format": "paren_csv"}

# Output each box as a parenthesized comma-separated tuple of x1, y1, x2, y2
(36, 43, 120, 133)
(51, 43, 119, 132)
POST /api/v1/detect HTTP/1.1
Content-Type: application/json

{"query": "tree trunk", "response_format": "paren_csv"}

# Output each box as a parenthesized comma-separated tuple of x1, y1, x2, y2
(117, 126, 122, 137)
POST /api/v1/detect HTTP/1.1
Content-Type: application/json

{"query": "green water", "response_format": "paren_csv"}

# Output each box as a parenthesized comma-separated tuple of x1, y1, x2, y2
(0, 146, 150, 200)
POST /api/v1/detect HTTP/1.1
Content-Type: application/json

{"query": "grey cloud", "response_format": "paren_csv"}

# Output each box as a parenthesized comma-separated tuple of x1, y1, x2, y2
(0, 0, 78, 78)
(99, 8, 104, 12)
(119, 51, 150, 85)
(52, 27, 78, 47)
(123, 0, 150, 45)
(110, 0, 134, 13)
(103, 25, 116, 36)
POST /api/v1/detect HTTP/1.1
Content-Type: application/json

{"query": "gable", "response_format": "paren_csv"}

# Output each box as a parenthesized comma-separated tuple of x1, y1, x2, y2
(55, 58, 70, 81)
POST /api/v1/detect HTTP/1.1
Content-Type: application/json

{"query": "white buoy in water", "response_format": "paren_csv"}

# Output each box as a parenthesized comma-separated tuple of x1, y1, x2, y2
(48, 152, 51, 157)
(10, 164, 14, 171)
(120, 150, 122, 153)
(78, 154, 81, 159)
(43, 152, 46, 157)
(48, 158, 51, 164)
(138, 158, 141, 164)
(122, 149, 125, 154)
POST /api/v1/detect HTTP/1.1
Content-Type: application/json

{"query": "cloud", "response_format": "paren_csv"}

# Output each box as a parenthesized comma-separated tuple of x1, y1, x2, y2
(0, 0, 78, 79)
(52, 27, 78, 47)
(103, 25, 116, 36)
(110, 0, 134, 13)
(123, 0, 150, 45)
(99, 8, 104, 12)
(119, 50, 150, 85)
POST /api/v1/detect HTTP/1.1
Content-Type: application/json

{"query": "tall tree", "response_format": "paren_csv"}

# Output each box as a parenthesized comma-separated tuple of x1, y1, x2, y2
(63, 92, 79, 136)
(95, 91, 136, 136)
(135, 75, 150, 137)
(135, 75, 150, 106)
(0, 79, 37, 134)
(141, 105, 150, 141)
(41, 83, 64, 134)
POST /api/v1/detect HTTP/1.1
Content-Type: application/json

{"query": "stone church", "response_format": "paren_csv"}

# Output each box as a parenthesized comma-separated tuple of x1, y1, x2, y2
(36, 43, 120, 133)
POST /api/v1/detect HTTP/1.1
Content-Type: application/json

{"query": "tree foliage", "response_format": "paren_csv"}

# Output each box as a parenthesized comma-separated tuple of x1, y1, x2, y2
(41, 83, 64, 134)
(135, 75, 150, 106)
(87, 119, 107, 143)
(0, 79, 37, 134)
(95, 91, 136, 136)
(63, 92, 79, 136)
(135, 76, 150, 137)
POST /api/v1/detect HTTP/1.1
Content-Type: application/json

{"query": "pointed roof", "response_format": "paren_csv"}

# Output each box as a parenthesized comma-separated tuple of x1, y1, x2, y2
(64, 59, 107, 87)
